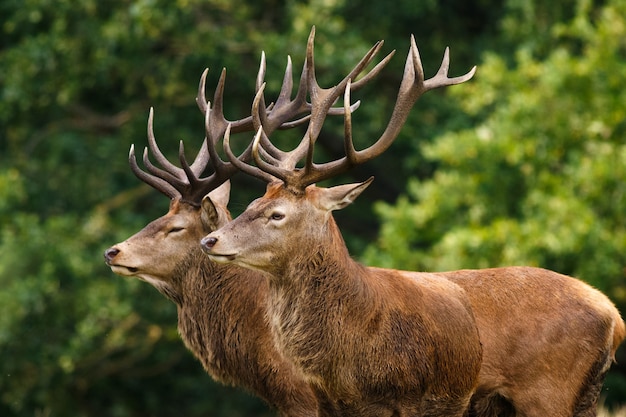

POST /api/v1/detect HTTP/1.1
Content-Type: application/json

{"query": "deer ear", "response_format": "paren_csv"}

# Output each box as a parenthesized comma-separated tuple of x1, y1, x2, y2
(207, 181, 230, 207)
(201, 182, 232, 231)
(317, 177, 374, 212)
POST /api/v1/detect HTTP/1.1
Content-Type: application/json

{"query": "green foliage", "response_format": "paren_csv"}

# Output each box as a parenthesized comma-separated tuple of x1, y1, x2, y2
(1, 0, 625, 414)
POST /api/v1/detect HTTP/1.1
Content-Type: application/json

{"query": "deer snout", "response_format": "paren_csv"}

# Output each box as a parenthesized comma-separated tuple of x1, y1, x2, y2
(104, 247, 120, 264)
(200, 236, 218, 251)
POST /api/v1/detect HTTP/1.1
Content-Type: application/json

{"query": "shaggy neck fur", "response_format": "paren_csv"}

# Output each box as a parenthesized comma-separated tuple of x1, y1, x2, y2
(161, 247, 318, 414)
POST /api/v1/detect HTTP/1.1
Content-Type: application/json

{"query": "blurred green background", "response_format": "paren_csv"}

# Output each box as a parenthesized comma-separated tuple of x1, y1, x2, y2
(1, 0, 624, 415)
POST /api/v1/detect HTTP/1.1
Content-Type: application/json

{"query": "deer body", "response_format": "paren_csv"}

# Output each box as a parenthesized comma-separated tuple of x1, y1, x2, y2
(105, 195, 321, 417)
(203, 182, 483, 416)
(439, 267, 625, 417)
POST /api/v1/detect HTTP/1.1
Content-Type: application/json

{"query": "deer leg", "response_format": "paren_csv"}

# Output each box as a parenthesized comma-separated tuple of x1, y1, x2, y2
(571, 348, 613, 417)
(466, 391, 515, 417)
(511, 347, 612, 417)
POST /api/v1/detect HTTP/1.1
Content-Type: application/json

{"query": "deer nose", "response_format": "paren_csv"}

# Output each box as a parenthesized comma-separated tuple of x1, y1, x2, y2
(104, 247, 120, 263)
(201, 236, 218, 251)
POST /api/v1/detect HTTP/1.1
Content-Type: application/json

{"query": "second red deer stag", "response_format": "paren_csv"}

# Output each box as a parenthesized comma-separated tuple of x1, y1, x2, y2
(203, 29, 483, 417)
(202, 29, 625, 417)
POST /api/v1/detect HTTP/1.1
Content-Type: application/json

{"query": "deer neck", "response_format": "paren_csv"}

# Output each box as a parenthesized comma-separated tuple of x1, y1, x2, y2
(175, 249, 271, 384)
(266, 217, 371, 376)
(176, 247, 262, 314)
(278, 216, 361, 289)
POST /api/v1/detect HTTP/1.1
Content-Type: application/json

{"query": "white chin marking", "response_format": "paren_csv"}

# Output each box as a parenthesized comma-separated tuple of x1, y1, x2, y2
(109, 265, 137, 276)
(207, 254, 236, 264)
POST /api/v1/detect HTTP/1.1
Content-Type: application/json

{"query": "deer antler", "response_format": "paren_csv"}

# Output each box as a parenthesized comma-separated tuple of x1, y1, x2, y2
(129, 64, 255, 205)
(223, 26, 396, 186)
(227, 33, 476, 192)
(130, 36, 372, 204)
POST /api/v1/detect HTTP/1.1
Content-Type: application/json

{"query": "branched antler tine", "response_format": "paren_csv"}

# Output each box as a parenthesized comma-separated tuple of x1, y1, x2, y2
(128, 144, 180, 199)
(195, 68, 209, 113)
(256, 51, 267, 93)
(302, 79, 356, 178)
(251, 83, 283, 160)
(336, 36, 427, 167)
(298, 80, 358, 185)
(196, 67, 257, 134)
(350, 49, 395, 91)
(277, 30, 388, 169)
(251, 127, 282, 166)
(178, 140, 199, 187)
(260, 56, 303, 132)
(207, 68, 230, 139)
(305, 35, 386, 147)
(188, 136, 211, 176)
(252, 83, 270, 132)
(424, 46, 477, 90)
(146, 108, 181, 175)
(204, 67, 258, 135)
(277, 101, 361, 129)
(142, 146, 187, 189)
(345, 36, 438, 164)
(308, 36, 384, 109)
(252, 127, 291, 181)
(223, 125, 275, 183)
(251, 82, 298, 164)
(305, 26, 321, 95)
(343, 79, 357, 163)
(339, 40, 386, 92)
(178, 139, 235, 202)
(286, 53, 311, 116)
(203, 102, 235, 174)
(276, 55, 294, 106)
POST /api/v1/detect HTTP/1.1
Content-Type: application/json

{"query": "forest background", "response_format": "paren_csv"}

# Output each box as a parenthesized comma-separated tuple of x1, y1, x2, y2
(1, 0, 625, 415)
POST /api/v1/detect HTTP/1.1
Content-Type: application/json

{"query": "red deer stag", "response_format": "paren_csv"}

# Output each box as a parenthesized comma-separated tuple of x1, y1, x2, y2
(104, 39, 393, 417)
(201, 29, 625, 417)
(202, 28, 483, 417)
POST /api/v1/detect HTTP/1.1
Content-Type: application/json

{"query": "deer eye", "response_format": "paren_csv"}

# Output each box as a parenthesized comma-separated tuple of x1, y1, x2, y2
(269, 212, 285, 221)
(167, 227, 185, 235)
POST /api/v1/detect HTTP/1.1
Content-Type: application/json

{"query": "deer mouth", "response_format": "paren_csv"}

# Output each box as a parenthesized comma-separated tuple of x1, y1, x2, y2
(205, 253, 237, 263)
(108, 264, 140, 275)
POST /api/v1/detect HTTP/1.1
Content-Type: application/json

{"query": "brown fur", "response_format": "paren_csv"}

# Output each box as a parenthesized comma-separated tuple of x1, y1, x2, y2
(439, 268, 625, 417)
(105, 198, 320, 417)
(203, 183, 483, 416)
